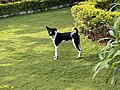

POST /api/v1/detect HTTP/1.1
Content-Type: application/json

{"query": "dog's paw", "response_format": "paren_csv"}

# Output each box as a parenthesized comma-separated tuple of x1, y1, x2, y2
(54, 56, 58, 60)
(76, 56, 80, 59)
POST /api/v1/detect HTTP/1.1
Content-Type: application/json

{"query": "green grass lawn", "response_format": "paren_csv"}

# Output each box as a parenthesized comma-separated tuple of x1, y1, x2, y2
(0, 8, 120, 90)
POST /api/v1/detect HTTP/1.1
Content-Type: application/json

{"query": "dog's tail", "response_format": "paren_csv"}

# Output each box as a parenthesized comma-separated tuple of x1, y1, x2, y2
(72, 27, 78, 35)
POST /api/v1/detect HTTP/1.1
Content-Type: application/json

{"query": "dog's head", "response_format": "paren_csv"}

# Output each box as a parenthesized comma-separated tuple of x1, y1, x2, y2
(46, 26, 57, 36)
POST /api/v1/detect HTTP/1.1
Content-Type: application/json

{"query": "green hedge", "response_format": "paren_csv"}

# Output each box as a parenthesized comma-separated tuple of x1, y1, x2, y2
(0, 0, 77, 17)
(95, 0, 120, 11)
(0, 0, 46, 17)
(71, 2, 120, 41)
(86, 0, 119, 11)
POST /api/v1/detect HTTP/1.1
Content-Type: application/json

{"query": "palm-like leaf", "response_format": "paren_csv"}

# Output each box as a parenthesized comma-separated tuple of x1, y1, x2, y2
(93, 16, 120, 84)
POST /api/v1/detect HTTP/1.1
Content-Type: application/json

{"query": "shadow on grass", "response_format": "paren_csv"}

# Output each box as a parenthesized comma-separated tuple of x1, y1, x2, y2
(84, 54, 99, 61)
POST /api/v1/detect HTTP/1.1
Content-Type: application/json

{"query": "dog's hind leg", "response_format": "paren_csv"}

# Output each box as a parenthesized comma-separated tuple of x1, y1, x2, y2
(72, 39, 82, 58)
(76, 45, 82, 58)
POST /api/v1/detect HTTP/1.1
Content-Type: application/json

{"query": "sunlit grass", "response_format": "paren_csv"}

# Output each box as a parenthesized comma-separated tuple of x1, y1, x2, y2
(0, 8, 119, 90)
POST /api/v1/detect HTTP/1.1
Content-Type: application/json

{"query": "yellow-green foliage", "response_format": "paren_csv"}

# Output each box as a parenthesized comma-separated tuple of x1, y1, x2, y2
(0, 0, 74, 17)
(87, 0, 107, 2)
(71, 2, 120, 40)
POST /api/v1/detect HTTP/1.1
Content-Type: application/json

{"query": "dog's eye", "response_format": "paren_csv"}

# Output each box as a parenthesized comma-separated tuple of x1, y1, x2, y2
(49, 31, 52, 34)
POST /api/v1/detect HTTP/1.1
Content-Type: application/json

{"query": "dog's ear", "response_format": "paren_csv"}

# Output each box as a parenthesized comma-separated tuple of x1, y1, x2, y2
(46, 26, 49, 30)
(53, 28, 57, 31)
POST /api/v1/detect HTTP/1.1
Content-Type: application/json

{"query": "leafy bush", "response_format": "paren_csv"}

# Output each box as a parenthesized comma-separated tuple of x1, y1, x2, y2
(0, 0, 76, 17)
(109, 3, 120, 12)
(0, 0, 46, 16)
(92, 16, 120, 84)
(95, 0, 120, 11)
(86, 0, 119, 11)
(71, 2, 120, 42)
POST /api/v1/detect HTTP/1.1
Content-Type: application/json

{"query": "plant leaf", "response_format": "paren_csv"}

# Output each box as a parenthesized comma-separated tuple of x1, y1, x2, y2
(92, 62, 102, 73)
(93, 67, 101, 79)
(115, 60, 120, 64)
(111, 67, 118, 84)
(97, 37, 111, 43)
(108, 30, 116, 38)
(99, 52, 104, 60)
(113, 50, 120, 59)
(113, 17, 120, 31)
(103, 60, 109, 69)
(107, 48, 117, 59)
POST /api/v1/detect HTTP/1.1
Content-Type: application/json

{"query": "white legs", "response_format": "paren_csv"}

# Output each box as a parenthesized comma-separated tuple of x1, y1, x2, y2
(72, 39, 82, 59)
(77, 50, 82, 59)
(54, 46, 58, 60)
(53, 40, 82, 60)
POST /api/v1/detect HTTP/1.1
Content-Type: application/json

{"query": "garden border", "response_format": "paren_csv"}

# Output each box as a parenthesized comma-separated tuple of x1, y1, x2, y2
(0, 0, 79, 18)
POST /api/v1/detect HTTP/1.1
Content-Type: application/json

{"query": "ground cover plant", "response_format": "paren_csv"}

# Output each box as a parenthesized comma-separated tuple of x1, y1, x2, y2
(0, 8, 120, 90)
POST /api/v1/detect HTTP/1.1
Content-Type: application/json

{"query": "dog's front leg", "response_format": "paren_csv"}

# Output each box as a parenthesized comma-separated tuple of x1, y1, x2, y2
(77, 51, 82, 59)
(54, 46, 58, 60)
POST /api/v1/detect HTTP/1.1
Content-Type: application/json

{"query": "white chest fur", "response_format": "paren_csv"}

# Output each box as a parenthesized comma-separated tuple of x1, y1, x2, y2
(50, 32, 57, 41)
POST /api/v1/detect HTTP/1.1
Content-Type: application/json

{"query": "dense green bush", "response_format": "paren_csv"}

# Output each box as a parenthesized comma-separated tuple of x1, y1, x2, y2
(71, 2, 120, 42)
(0, 0, 77, 17)
(86, 0, 119, 11)
(95, 0, 120, 11)
(0, 0, 46, 17)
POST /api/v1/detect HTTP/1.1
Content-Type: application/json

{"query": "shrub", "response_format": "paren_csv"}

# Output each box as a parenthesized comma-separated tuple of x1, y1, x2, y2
(71, 2, 120, 42)
(0, 0, 46, 16)
(95, 0, 120, 11)
(92, 16, 120, 84)
(109, 3, 120, 12)
(0, 0, 76, 17)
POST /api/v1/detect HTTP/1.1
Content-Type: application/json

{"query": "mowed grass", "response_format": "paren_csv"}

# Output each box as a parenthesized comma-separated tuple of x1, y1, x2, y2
(0, 8, 120, 90)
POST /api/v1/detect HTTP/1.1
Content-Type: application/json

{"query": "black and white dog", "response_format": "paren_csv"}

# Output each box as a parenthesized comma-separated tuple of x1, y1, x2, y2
(46, 26, 82, 60)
